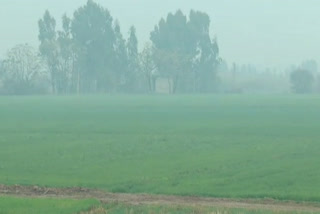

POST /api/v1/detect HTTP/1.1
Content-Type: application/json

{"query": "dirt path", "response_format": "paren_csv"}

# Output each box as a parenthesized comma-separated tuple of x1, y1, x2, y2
(1, 184, 320, 212)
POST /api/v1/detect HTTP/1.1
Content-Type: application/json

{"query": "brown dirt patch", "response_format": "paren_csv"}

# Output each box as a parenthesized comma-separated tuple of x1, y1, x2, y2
(1, 184, 320, 212)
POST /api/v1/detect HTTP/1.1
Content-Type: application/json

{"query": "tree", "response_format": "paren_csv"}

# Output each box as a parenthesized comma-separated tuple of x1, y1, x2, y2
(112, 21, 128, 92)
(71, 0, 116, 93)
(153, 49, 191, 94)
(290, 69, 314, 93)
(151, 10, 192, 93)
(57, 14, 76, 93)
(317, 73, 320, 93)
(139, 43, 157, 93)
(150, 10, 219, 93)
(126, 26, 139, 92)
(127, 27, 138, 61)
(1, 44, 45, 95)
(0, 59, 4, 93)
(38, 10, 60, 94)
(190, 11, 220, 92)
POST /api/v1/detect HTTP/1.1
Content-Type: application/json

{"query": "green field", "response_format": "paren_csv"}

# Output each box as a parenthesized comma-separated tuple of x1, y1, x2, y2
(0, 197, 98, 214)
(1, 95, 320, 201)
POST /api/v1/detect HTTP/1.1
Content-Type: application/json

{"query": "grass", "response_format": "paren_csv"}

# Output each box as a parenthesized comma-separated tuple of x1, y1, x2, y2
(101, 203, 319, 214)
(0, 95, 320, 201)
(0, 196, 99, 214)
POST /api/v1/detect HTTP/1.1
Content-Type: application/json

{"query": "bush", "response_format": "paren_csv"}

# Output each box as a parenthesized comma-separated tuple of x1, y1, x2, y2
(290, 69, 314, 94)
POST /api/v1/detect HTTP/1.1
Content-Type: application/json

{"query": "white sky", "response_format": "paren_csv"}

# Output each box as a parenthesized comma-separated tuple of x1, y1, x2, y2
(1, 0, 320, 70)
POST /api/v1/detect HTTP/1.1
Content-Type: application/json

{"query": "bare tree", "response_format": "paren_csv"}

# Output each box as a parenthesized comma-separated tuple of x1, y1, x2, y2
(1, 44, 45, 94)
(139, 43, 157, 93)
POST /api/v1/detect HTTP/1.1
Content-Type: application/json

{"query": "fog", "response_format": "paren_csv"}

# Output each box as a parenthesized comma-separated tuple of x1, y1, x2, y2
(2, 1, 320, 210)
(1, 0, 320, 68)
(0, 0, 319, 94)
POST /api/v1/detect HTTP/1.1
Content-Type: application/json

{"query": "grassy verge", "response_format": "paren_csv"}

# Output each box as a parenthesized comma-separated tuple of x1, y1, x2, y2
(0, 196, 99, 214)
(96, 203, 320, 214)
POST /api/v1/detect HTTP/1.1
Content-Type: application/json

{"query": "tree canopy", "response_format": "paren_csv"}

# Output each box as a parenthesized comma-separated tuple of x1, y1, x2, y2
(1, 0, 224, 95)
(151, 10, 220, 93)
(290, 69, 315, 94)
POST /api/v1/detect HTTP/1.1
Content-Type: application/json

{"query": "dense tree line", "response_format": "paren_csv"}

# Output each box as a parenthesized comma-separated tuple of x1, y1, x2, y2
(0, 0, 220, 95)
(0, 0, 319, 95)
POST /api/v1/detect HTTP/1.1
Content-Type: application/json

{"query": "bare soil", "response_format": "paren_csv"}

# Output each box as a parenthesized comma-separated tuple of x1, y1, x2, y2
(1, 184, 320, 212)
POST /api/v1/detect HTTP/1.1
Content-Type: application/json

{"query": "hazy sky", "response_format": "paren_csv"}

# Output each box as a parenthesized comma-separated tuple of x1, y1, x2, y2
(1, 0, 320, 69)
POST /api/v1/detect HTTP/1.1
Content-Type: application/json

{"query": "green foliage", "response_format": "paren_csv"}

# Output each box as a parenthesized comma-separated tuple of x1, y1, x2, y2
(151, 10, 190, 52)
(37, 1, 140, 94)
(126, 26, 140, 92)
(71, 0, 116, 93)
(151, 10, 220, 93)
(290, 69, 314, 93)
(38, 10, 56, 42)
(113, 21, 128, 92)
(127, 26, 138, 63)
(68, 1, 140, 93)
(56, 14, 75, 94)
(139, 43, 157, 93)
(0, 197, 99, 214)
(1, 95, 320, 201)
(38, 10, 67, 94)
(151, 11, 192, 94)
(27, 1, 223, 95)
(153, 49, 191, 93)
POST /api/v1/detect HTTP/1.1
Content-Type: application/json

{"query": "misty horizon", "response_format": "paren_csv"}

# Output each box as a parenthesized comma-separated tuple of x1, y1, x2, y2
(2, 1, 320, 213)
(1, 0, 320, 70)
